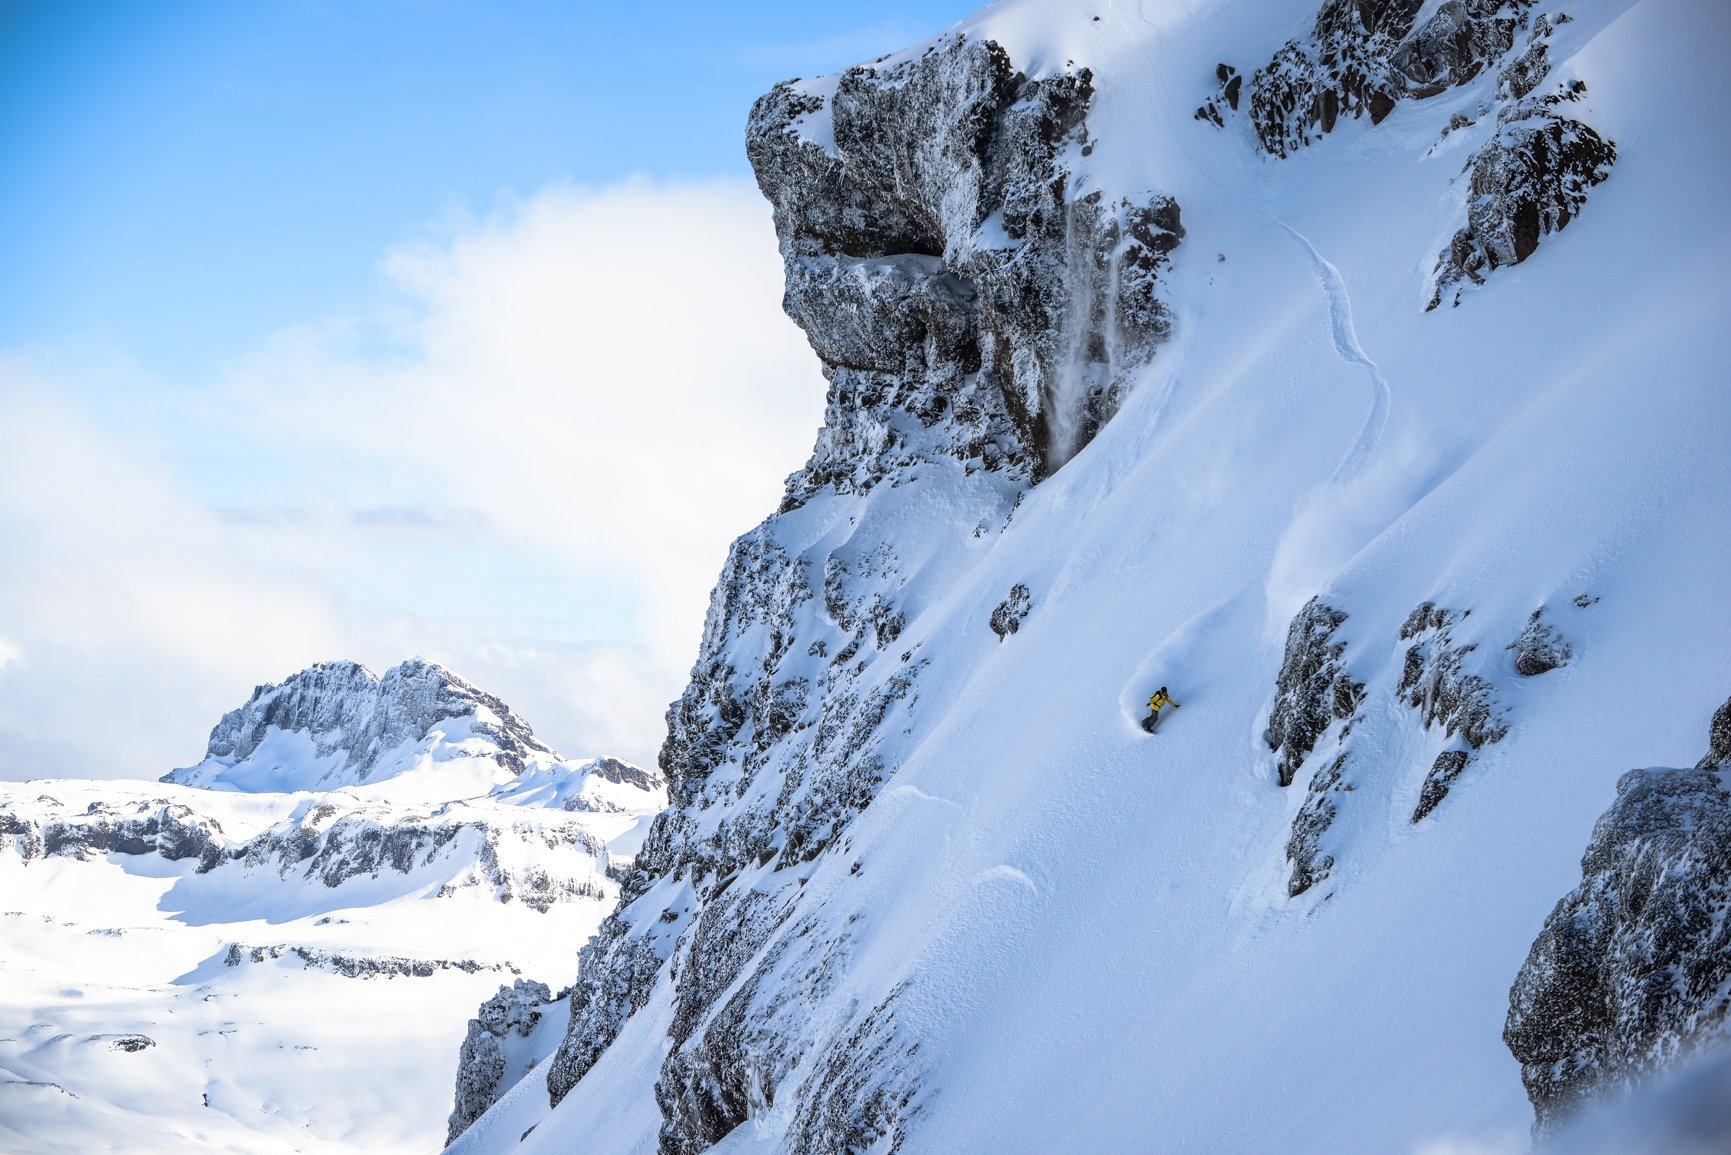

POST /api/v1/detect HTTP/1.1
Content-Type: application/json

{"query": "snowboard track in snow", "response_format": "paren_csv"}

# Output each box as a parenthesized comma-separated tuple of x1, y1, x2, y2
(1279, 222, 1392, 484)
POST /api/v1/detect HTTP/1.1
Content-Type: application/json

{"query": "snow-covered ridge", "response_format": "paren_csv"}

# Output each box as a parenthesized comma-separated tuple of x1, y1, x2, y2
(0, 661, 665, 1154)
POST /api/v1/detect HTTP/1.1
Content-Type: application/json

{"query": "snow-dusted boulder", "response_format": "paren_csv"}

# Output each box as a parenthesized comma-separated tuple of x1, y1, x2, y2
(1505, 697, 1731, 1134)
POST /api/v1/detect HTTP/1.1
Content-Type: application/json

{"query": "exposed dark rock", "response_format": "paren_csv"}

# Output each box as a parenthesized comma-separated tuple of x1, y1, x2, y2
(989, 584, 1033, 640)
(1211, 0, 1612, 310)
(1286, 753, 1350, 896)
(1412, 749, 1472, 822)
(584, 756, 666, 793)
(1238, 0, 1527, 159)
(1269, 598, 1366, 897)
(1397, 603, 1508, 749)
(1510, 607, 1572, 677)
(1505, 716, 1731, 1134)
(0, 800, 225, 871)
(1266, 597, 1364, 789)
(1429, 84, 1615, 309)
(1702, 696, 1731, 769)
(447, 979, 558, 1145)
(107, 1034, 155, 1053)
(751, 34, 1180, 485)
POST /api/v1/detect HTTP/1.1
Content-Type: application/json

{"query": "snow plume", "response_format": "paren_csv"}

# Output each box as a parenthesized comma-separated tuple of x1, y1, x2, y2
(0, 178, 823, 780)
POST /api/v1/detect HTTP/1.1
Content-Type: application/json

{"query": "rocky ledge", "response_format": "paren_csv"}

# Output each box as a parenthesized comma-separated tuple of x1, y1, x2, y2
(1504, 695, 1731, 1136)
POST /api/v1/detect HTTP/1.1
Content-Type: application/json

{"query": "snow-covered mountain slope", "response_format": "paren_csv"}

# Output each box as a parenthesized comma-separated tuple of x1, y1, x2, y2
(448, 0, 1730, 1152)
(0, 661, 663, 1154)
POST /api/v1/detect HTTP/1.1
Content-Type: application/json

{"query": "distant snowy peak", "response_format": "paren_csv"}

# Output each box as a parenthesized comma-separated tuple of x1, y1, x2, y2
(161, 658, 608, 797)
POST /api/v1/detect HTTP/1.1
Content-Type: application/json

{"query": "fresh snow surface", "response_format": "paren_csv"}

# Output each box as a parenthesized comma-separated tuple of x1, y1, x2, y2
(0, 678, 664, 1153)
(463, 0, 1731, 1151)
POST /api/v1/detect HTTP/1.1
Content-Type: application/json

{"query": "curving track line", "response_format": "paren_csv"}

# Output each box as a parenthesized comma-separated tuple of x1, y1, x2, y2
(1279, 222, 1391, 484)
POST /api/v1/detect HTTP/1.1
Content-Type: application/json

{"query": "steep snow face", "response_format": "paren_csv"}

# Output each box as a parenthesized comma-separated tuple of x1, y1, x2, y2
(164, 658, 556, 798)
(0, 665, 663, 1155)
(466, 0, 1729, 1151)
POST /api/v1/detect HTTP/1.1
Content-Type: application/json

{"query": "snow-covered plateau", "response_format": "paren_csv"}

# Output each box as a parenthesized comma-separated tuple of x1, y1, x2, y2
(443, 0, 1730, 1151)
(0, 659, 664, 1153)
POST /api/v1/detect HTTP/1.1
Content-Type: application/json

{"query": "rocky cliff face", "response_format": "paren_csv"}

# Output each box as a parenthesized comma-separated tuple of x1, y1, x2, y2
(539, 31, 1182, 1155)
(749, 33, 1181, 483)
(1504, 696, 1731, 1136)
(164, 658, 554, 789)
(447, 980, 563, 1145)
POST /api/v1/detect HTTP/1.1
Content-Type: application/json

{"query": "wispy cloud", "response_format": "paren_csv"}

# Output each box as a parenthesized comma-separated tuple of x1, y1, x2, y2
(0, 176, 824, 779)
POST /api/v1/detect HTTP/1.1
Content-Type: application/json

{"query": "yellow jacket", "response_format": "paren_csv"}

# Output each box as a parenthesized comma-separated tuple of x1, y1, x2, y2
(1147, 689, 1176, 712)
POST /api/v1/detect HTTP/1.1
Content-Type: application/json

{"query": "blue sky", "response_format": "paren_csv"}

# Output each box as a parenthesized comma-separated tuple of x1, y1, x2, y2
(1, 0, 973, 381)
(0, 0, 978, 778)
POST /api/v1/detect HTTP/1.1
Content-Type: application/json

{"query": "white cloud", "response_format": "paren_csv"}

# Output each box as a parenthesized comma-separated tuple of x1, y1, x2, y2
(0, 177, 824, 780)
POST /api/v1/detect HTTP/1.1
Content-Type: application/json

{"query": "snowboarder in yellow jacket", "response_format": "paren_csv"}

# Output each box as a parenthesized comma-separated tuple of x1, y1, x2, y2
(1142, 687, 1180, 733)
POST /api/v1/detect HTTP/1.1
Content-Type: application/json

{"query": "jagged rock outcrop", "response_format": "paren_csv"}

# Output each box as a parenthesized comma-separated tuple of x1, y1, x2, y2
(989, 583, 1032, 640)
(542, 33, 1182, 1154)
(447, 980, 560, 1144)
(750, 33, 1181, 484)
(1399, 601, 1509, 821)
(1267, 598, 1364, 790)
(1276, 597, 1546, 890)
(580, 756, 664, 794)
(1510, 606, 1572, 677)
(164, 658, 554, 788)
(1429, 83, 1616, 310)
(0, 791, 618, 910)
(1505, 697, 1731, 1135)
(0, 799, 224, 870)
(1208, 0, 1529, 158)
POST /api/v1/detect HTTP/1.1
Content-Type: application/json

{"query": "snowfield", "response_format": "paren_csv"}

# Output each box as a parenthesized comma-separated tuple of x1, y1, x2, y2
(0, 662, 663, 1154)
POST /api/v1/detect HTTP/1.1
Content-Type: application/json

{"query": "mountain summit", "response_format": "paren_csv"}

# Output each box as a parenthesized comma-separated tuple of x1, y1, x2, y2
(163, 659, 562, 797)
(0, 660, 664, 1154)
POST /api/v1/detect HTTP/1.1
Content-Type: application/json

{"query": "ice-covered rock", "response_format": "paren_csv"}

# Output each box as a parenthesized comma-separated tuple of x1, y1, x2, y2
(1505, 697, 1731, 1134)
